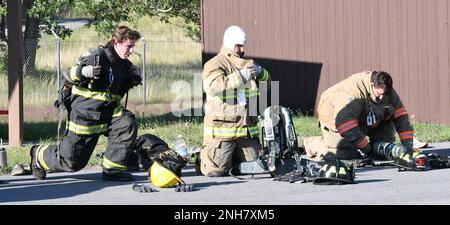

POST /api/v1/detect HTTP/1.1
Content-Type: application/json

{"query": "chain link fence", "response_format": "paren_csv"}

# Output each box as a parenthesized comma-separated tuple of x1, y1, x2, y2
(17, 28, 202, 109)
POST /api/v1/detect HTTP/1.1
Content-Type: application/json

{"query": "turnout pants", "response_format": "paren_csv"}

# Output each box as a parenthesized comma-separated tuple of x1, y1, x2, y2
(38, 112, 138, 174)
(200, 138, 261, 175)
(304, 122, 395, 160)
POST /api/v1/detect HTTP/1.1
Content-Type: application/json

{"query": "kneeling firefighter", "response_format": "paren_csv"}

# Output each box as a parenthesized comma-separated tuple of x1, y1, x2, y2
(30, 26, 142, 182)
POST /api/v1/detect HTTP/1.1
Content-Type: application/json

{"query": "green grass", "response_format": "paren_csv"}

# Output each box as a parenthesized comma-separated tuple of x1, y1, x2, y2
(2, 115, 450, 175)
(414, 123, 450, 143)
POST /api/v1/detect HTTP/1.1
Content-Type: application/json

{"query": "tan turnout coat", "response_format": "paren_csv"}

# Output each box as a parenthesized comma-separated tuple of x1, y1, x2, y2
(316, 71, 414, 151)
(202, 47, 270, 144)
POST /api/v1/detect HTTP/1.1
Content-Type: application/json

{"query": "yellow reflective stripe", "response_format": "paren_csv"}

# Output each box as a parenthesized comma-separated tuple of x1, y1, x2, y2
(72, 85, 122, 102)
(220, 95, 237, 100)
(259, 69, 269, 81)
(69, 66, 81, 82)
(319, 164, 347, 175)
(248, 125, 260, 137)
(244, 89, 260, 98)
(113, 104, 125, 117)
(204, 125, 260, 138)
(204, 127, 248, 137)
(102, 157, 127, 171)
(217, 91, 238, 100)
(37, 145, 50, 171)
(67, 121, 108, 135)
(213, 89, 259, 101)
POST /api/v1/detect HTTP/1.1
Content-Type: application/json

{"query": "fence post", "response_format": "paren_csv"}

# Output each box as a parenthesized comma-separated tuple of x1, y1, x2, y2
(50, 29, 61, 149)
(56, 39, 61, 91)
(50, 29, 61, 92)
(142, 38, 147, 106)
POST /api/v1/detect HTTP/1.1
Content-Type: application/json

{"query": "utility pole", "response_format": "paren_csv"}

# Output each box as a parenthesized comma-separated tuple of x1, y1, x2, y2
(7, 0, 24, 146)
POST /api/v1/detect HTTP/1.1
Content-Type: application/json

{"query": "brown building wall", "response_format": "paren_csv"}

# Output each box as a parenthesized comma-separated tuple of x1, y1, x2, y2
(202, 0, 450, 125)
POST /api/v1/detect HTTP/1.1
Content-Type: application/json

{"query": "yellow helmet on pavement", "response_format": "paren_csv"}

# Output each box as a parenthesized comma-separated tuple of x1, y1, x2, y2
(149, 160, 185, 188)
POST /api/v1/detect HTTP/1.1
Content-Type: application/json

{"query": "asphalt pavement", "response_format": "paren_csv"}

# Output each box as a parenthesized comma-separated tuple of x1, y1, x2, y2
(1, 142, 450, 205)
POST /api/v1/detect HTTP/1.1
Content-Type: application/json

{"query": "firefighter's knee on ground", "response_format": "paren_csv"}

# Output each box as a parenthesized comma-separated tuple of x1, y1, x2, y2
(200, 159, 226, 176)
(199, 157, 229, 177)
(64, 159, 87, 172)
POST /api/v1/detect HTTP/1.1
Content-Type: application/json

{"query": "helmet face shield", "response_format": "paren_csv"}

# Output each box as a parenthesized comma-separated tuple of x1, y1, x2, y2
(313, 160, 355, 185)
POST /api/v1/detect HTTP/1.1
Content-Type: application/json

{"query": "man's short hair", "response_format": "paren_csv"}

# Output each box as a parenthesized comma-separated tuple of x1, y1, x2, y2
(110, 26, 141, 45)
(371, 71, 393, 93)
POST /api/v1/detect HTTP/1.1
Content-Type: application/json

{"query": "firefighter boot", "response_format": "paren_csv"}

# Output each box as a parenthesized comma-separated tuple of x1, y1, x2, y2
(193, 153, 202, 175)
(126, 151, 140, 172)
(102, 171, 133, 182)
(30, 145, 47, 180)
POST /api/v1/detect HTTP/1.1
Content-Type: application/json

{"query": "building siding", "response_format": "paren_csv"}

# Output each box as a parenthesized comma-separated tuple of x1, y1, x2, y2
(202, 0, 450, 125)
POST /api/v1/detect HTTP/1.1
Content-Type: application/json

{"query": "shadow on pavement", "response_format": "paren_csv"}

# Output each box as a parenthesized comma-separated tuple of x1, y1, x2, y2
(354, 179, 391, 184)
(0, 172, 144, 203)
(355, 166, 398, 174)
(194, 180, 245, 190)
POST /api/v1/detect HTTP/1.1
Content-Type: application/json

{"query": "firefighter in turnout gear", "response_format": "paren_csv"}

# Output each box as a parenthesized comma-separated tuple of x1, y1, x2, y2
(30, 26, 142, 181)
(303, 71, 414, 161)
(200, 25, 271, 177)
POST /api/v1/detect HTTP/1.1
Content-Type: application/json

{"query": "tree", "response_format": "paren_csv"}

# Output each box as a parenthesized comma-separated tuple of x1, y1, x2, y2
(163, 0, 201, 42)
(0, 1, 8, 72)
(1, 0, 201, 75)
(24, 0, 73, 75)
(75, 0, 201, 42)
(0, 0, 6, 42)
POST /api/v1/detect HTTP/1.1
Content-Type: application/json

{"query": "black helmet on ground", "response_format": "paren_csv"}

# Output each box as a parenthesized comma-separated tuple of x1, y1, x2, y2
(313, 160, 355, 185)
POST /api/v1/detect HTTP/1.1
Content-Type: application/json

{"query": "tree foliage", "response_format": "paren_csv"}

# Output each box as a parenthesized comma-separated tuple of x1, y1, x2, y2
(1, 0, 200, 41)
(27, 0, 73, 39)
(0, 0, 201, 74)
(74, 0, 201, 42)
(159, 0, 201, 42)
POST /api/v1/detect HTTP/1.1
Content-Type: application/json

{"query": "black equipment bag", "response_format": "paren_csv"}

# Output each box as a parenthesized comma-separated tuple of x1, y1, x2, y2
(135, 134, 186, 175)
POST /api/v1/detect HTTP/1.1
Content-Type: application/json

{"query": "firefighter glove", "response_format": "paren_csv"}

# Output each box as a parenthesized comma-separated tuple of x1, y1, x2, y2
(252, 64, 262, 78)
(131, 183, 158, 193)
(81, 65, 101, 79)
(403, 140, 414, 153)
(174, 184, 195, 192)
(239, 69, 253, 83)
(129, 65, 142, 87)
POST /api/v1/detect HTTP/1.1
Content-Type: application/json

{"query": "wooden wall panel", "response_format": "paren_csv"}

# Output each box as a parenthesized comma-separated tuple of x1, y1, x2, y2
(202, 0, 450, 125)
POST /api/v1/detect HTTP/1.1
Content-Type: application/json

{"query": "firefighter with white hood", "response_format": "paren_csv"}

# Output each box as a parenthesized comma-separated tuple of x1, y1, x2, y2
(200, 25, 271, 177)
